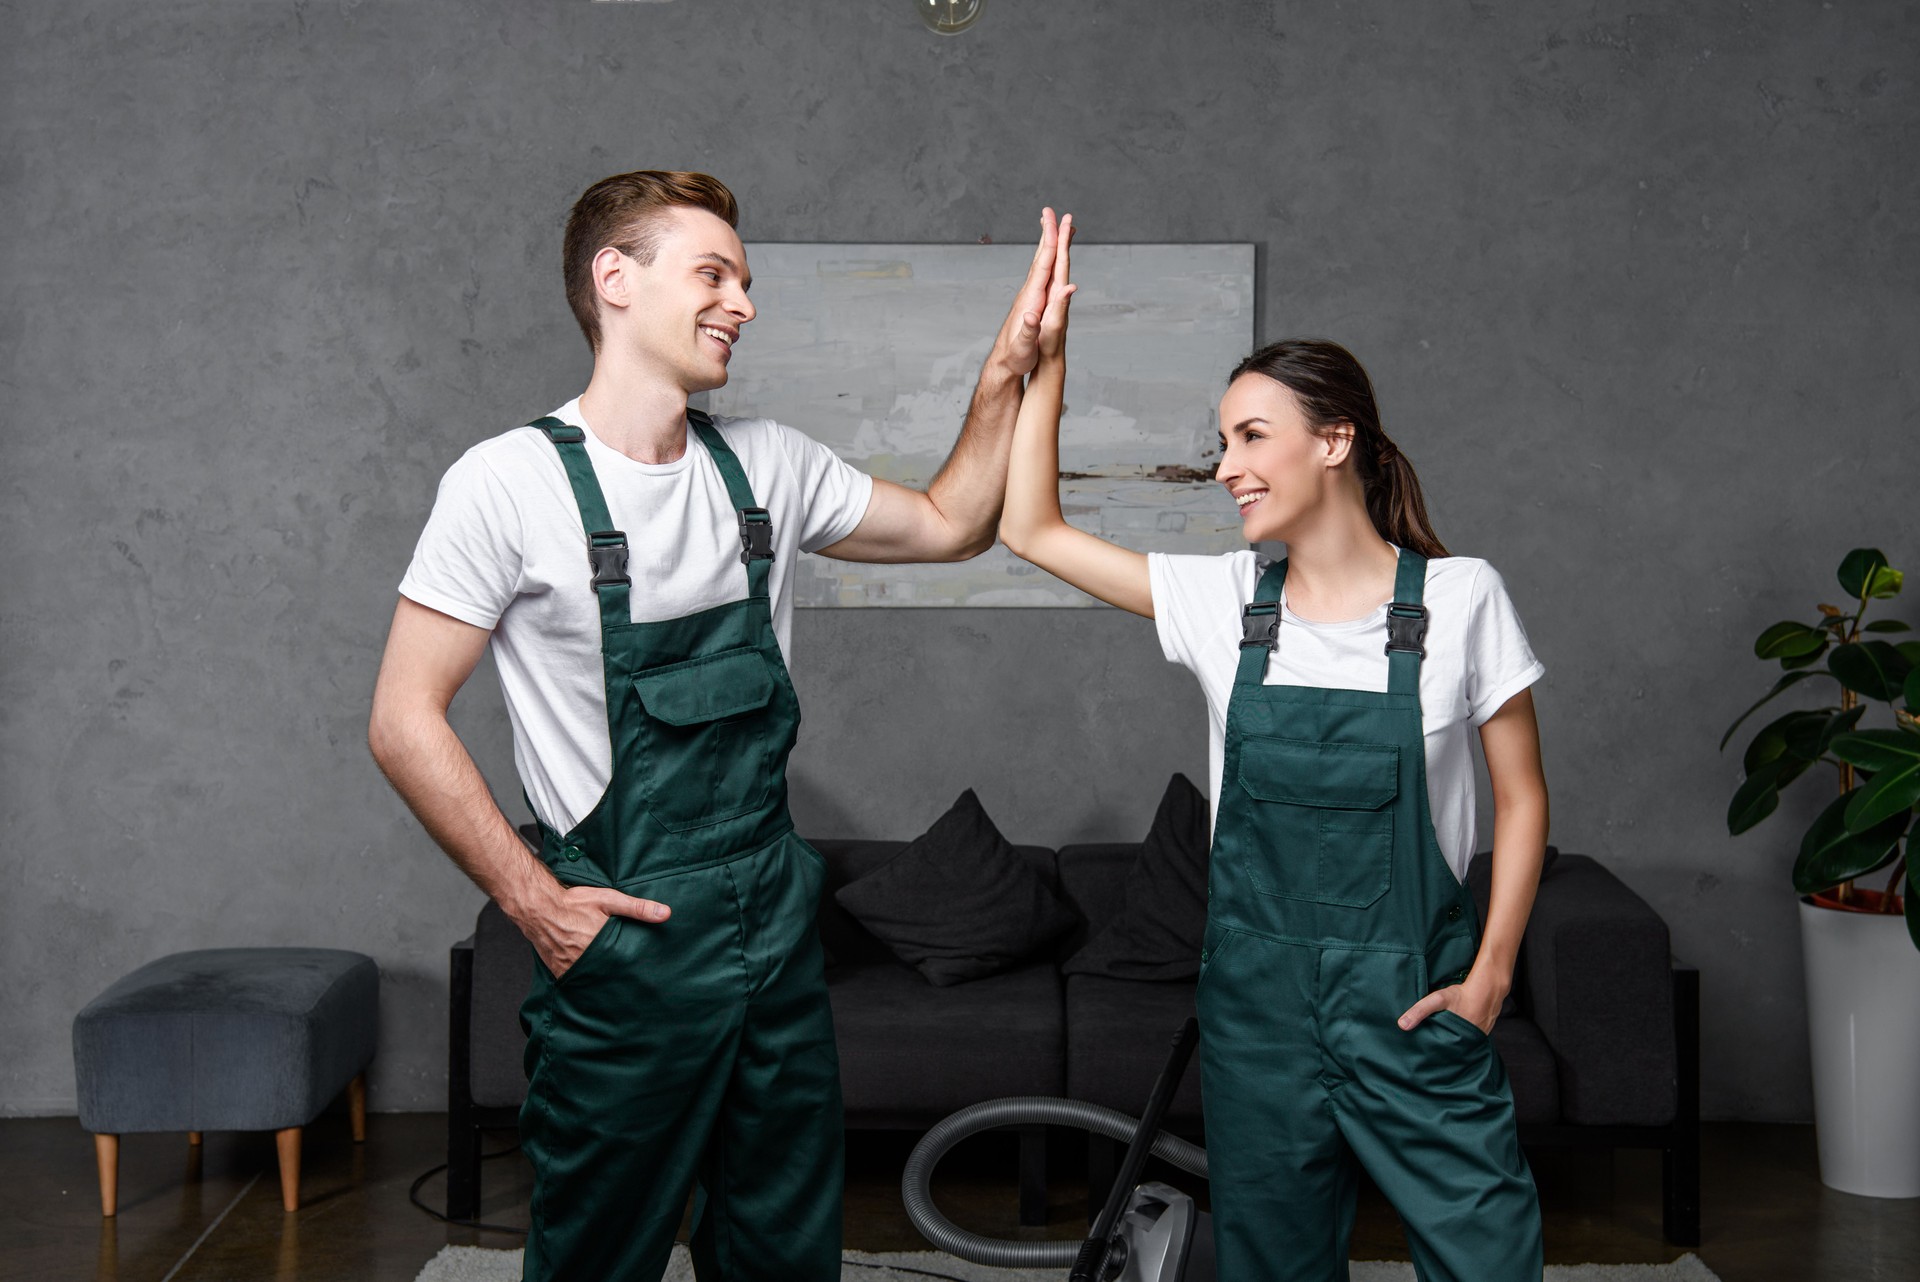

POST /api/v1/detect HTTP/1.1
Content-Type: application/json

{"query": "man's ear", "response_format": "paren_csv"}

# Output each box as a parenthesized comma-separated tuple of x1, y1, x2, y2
(594, 245, 632, 315)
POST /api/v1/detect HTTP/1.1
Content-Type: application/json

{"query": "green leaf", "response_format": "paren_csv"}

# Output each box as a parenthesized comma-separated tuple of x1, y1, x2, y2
(1729, 758, 1812, 835)
(1832, 728, 1920, 773)
(1743, 709, 1828, 773)
(1829, 641, 1914, 703)
(1901, 641, 1920, 668)
(1785, 704, 1866, 761)
(1908, 666, 1920, 713)
(1780, 643, 1832, 670)
(1866, 565, 1905, 600)
(1794, 794, 1910, 894)
(1846, 764, 1920, 830)
(1721, 669, 1836, 750)
(1839, 548, 1890, 599)
(1864, 620, 1913, 633)
(1756, 621, 1829, 660)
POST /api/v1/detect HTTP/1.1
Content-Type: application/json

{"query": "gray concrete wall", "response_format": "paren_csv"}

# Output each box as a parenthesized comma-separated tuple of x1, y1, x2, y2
(3, 0, 1914, 1120)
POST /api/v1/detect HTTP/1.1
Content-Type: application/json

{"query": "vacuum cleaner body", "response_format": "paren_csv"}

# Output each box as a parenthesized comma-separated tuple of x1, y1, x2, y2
(1104, 1181, 1209, 1282)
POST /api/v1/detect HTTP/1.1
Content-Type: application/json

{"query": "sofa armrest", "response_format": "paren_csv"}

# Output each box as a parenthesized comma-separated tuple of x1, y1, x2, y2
(1520, 853, 1677, 1127)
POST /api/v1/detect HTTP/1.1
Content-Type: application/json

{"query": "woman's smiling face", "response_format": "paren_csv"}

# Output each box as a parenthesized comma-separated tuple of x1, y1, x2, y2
(1214, 372, 1350, 543)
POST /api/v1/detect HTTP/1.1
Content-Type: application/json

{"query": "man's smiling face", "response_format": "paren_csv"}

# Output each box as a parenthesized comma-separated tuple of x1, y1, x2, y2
(609, 205, 756, 393)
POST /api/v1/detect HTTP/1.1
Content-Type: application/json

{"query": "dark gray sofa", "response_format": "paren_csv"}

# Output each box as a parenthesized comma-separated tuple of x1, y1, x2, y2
(448, 839, 1698, 1244)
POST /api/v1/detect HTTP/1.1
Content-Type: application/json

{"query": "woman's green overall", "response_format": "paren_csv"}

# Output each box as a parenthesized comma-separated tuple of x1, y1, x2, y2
(515, 413, 842, 1281)
(1199, 550, 1543, 1282)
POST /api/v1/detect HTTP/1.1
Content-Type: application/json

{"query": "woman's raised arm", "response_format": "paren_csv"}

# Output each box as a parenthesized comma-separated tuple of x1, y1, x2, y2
(996, 217, 1155, 618)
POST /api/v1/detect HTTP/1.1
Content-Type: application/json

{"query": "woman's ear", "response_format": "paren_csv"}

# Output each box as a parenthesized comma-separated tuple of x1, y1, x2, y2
(1320, 421, 1357, 469)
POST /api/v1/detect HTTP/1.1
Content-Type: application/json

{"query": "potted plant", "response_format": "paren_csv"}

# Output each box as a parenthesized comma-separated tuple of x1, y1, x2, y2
(1724, 547, 1920, 1198)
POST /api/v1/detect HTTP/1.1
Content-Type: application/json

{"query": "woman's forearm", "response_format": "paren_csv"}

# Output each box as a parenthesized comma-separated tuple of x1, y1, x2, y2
(999, 355, 1070, 556)
(1471, 790, 1548, 996)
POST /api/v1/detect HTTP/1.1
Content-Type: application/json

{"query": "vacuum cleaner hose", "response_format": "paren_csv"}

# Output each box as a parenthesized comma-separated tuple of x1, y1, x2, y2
(900, 1096, 1210, 1269)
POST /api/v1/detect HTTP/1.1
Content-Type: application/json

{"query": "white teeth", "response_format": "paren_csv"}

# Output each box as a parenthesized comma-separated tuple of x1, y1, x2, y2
(701, 326, 734, 346)
(1236, 490, 1267, 507)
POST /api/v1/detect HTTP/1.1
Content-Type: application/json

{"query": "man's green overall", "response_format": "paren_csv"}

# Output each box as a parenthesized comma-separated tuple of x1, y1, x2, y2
(515, 412, 842, 1282)
(1199, 550, 1543, 1282)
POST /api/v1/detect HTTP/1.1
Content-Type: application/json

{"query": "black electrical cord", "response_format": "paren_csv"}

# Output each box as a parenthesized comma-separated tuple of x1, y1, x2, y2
(407, 1142, 531, 1235)
(840, 1259, 974, 1281)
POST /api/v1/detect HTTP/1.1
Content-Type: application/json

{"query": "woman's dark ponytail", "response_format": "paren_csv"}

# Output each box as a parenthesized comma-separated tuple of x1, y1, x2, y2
(1228, 339, 1448, 559)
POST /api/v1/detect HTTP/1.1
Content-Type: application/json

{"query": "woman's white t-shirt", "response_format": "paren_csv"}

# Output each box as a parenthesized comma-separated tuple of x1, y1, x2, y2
(1148, 550, 1545, 883)
(399, 398, 874, 833)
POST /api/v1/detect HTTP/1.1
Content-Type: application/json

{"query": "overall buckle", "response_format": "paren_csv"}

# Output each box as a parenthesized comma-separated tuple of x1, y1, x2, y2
(738, 508, 774, 564)
(587, 530, 629, 589)
(1240, 601, 1280, 649)
(1385, 602, 1429, 656)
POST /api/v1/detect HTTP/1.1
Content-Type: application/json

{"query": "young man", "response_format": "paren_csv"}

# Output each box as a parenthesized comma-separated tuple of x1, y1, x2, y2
(367, 171, 1060, 1280)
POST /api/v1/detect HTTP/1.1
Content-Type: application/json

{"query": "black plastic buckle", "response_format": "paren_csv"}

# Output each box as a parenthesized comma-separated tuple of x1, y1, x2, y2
(1385, 602, 1429, 656)
(587, 529, 629, 589)
(1240, 601, 1280, 649)
(738, 508, 774, 564)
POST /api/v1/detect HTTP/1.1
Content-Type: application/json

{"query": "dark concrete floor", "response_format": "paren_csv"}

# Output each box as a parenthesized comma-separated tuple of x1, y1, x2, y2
(1, 1114, 1913, 1281)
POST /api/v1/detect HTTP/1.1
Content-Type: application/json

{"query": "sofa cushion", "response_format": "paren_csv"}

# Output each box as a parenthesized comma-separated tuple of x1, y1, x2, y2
(1062, 975, 1204, 1130)
(828, 956, 1064, 1120)
(834, 791, 1080, 987)
(1063, 775, 1210, 981)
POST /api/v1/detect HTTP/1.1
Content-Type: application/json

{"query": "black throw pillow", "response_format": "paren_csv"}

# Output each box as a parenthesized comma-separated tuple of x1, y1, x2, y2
(834, 790, 1079, 987)
(1063, 774, 1211, 981)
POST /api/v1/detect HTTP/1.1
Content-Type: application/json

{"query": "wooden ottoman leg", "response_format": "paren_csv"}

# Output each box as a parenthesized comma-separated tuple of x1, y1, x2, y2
(94, 1134, 118, 1217)
(349, 1072, 366, 1143)
(188, 1131, 202, 1145)
(275, 1127, 302, 1212)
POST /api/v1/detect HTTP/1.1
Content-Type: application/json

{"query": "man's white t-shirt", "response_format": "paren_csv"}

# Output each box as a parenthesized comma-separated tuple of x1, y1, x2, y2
(399, 398, 874, 833)
(1148, 550, 1545, 883)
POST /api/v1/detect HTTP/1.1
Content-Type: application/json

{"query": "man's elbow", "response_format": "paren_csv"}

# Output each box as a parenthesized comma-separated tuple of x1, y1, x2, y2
(366, 696, 411, 777)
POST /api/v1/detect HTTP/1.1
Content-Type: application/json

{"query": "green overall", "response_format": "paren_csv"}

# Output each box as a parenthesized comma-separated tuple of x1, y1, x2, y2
(1198, 550, 1543, 1282)
(515, 412, 842, 1282)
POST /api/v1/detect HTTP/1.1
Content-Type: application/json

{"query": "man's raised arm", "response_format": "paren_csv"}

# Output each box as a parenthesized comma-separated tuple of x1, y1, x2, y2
(817, 209, 1067, 565)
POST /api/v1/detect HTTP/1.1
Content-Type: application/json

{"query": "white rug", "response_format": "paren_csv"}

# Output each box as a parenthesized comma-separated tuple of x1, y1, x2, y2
(415, 1244, 1723, 1281)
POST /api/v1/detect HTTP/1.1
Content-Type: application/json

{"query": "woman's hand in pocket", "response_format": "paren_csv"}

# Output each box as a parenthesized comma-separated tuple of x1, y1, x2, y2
(1397, 972, 1505, 1036)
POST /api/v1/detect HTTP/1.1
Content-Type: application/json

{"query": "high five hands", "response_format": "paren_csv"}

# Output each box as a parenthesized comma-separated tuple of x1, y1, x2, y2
(999, 209, 1076, 376)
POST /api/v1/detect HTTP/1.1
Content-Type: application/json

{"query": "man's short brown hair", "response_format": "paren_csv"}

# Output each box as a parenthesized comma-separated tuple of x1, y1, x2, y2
(563, 170, 740, 352)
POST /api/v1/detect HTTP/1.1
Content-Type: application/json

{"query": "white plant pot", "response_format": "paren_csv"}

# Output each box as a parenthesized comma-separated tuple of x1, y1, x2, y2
(1798, 896, 1920, 1198)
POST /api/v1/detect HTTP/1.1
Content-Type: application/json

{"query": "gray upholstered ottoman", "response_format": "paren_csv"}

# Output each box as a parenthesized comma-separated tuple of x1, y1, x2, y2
(72, 947, 378, 1214)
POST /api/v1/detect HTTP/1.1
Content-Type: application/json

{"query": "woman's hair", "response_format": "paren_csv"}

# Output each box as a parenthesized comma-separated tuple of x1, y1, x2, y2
(1228, 339, 1448, 559)
(563, 170, 741, 352)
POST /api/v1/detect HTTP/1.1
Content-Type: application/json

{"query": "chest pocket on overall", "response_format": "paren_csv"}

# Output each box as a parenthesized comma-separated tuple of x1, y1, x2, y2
(1237, 735, 1399, 908)
(631, 646, 780, 833)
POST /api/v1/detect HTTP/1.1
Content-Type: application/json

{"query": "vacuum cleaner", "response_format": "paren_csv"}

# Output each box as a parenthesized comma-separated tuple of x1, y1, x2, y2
(902, 1018, 1215, 1282)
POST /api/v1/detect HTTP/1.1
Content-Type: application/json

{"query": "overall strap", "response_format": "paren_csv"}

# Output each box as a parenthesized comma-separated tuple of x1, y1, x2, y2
(1386, 548, 1430, 698)
(1234, 557, 1289, 686)
(689, 410, 775, 601)
(528, 416, 629, 632)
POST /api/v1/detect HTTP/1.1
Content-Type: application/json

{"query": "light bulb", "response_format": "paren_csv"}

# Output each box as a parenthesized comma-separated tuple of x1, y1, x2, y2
(918, 0, 985, 36)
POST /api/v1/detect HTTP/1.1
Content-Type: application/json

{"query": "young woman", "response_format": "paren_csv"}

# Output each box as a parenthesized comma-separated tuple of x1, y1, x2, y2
(1000, 225, 1550, 1282)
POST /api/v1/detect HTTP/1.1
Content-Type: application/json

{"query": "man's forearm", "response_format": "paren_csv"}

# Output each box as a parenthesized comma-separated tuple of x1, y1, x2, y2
(919, 350, 1026, 557)
(369, 701, 559, 927)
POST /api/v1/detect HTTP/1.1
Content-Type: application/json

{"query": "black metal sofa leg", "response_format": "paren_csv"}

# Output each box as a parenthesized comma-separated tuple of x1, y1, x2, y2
(1664, 965, 1701, 1246)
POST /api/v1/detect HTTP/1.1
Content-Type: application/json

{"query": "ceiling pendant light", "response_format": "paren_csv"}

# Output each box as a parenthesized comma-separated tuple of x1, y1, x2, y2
(918, 0, 985, 36)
